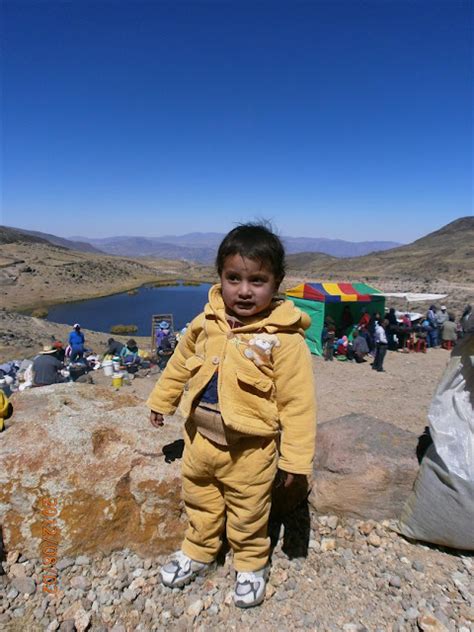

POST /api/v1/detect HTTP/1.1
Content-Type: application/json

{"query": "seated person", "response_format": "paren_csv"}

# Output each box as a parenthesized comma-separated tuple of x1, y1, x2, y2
(52, 340, 66, 362)
(120, 339, 141, 367)
(32, 345, 66, 387)
(105, 337, 125, 357)
(441, 314, 457, 349)
(352, 330, 369, 362)
(336, 335, 349, 356)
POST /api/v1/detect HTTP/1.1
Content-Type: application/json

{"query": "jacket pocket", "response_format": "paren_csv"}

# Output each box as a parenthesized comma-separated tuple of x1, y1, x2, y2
(236, 369, 273, 393)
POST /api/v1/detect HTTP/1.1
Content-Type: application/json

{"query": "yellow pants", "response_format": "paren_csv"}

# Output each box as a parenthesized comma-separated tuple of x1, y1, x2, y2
(181, 422, 278, 572)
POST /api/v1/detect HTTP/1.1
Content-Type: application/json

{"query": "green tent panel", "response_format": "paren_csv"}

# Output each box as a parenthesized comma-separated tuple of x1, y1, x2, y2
(286, 282, 386, 356)
(287, 296, 325, 355)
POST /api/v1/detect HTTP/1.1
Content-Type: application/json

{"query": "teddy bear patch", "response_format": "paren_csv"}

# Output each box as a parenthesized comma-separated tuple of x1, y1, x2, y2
(243, 333, 280, 367)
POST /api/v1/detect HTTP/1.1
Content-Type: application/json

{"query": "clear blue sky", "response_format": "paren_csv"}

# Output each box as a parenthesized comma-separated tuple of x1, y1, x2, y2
(2, 0, 472, 243)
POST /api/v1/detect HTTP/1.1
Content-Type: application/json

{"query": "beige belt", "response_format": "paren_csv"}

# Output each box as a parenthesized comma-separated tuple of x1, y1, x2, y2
(190, 403, 246, 447)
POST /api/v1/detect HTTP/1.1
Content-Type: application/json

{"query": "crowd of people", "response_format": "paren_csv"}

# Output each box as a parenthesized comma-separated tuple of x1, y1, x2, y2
(3, 326, 155, 391)
(322, 303, 471, 373)
(0, 319, 183, 400)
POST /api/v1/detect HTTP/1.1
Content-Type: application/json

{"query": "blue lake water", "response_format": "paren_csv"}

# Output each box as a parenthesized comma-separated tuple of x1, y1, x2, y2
(45, 283, 212, 335)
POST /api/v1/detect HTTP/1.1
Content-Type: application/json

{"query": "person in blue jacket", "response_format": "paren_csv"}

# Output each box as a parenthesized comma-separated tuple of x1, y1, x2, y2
(68, 323, 85, 361)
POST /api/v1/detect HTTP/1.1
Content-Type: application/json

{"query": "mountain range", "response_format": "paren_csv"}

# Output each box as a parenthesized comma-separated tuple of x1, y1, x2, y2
(2, 219, 471, 280)
(67, 233, 401, 262)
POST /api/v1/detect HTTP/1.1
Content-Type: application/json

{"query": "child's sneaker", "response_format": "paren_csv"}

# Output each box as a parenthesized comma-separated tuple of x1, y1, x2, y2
(160, 551, 211, 588)
(233, 567, 269, 608)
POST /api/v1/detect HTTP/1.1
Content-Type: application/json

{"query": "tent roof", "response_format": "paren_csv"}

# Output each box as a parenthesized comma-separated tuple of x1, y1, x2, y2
(286, 282, 382, 303)
(378, 292, 447, 302)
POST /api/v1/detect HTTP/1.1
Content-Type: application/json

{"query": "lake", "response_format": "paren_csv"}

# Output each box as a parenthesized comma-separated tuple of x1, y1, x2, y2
(45, 283, 212, 335)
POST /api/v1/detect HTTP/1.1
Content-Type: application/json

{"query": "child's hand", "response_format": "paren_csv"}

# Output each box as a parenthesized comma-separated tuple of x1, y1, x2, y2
(275, 469, 295, 488)
(150, 411, 165, 428)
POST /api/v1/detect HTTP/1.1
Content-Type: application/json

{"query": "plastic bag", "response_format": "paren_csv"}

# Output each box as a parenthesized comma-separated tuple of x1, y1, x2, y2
(428, 334, 474, 480)
(399, 317, 474, 550)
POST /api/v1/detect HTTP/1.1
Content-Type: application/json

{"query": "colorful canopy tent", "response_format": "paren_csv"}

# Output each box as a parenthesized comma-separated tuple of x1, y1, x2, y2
(286, 282, 386, 356)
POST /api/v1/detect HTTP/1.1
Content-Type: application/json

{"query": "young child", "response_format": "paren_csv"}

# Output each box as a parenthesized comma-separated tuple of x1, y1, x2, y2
(147, 223, 316, 608)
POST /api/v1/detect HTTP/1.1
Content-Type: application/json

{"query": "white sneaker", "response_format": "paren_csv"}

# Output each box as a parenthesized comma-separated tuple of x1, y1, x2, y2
(233, 567, 269, 608)
(160, 550, 211, 588)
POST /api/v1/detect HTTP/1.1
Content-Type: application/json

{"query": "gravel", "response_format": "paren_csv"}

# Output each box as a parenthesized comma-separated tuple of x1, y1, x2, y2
(1, 509, 472, 631)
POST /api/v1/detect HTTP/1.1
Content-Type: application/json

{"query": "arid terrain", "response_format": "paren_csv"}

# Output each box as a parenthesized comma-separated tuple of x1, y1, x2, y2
(0, 219, 473, 366)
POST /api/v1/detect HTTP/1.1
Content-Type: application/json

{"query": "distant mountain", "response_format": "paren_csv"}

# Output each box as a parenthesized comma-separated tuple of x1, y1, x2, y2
(286, 216, 474, 282)
(0, 226, 53, 246)
(2, 226, 103, 254)
(282, 237, 401, 257)
(69, 236, 216, 262)
(70, 233, 402, 262)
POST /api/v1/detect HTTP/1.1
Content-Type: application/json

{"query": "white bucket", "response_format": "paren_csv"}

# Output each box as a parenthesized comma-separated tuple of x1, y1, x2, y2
(113, 357, 121, 372)
(102, 360, 114, 377)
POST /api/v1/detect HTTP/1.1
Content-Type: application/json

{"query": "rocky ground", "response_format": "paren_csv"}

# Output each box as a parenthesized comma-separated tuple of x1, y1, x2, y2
(1, 348, 472, 631)
(1, 512, 473, 632)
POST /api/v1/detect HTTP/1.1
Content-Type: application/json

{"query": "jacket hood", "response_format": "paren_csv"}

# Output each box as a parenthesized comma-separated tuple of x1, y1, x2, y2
(205, 284, 311, 334)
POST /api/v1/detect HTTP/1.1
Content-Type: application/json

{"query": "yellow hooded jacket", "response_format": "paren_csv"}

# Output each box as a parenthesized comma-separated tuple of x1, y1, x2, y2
(146, 284, 317, 474)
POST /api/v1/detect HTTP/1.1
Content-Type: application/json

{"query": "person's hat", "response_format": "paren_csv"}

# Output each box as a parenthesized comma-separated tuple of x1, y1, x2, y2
(441, 305, 447, 310)
(40, 345, 57, 354)
(159, 321, 170, 329)
(73, 323, 81, 328)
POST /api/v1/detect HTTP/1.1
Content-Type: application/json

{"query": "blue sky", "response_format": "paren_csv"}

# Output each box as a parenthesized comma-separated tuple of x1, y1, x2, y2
(2, 0, 472, 243)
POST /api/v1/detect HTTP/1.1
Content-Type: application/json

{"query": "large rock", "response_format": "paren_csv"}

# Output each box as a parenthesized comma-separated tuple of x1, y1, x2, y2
(309, 414, 419, 520)
(0, 383, 186, 558)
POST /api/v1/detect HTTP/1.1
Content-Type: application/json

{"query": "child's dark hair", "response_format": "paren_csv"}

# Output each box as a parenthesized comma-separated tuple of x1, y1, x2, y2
(216, 222, 286, 282)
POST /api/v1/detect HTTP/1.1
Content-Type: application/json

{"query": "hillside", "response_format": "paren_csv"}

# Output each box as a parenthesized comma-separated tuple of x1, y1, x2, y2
(1, 226, 104, 254)
(0, 226, 54, 247)
(286, 217, 474, 283)
(0, 235, 210, 313)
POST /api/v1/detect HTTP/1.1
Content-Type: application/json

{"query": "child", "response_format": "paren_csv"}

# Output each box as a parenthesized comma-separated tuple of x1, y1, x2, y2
(147, 223, 316, 608)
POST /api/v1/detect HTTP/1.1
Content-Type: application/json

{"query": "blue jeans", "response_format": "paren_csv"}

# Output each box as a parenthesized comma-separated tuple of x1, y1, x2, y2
(427, 328, 438, 347)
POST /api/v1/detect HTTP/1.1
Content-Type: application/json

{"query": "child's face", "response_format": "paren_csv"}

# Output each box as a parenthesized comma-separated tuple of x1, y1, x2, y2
(220, 254, 279, 318)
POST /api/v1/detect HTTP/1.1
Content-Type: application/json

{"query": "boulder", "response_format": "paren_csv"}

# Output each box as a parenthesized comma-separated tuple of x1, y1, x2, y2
(309, 413, 419, 520)
(0, 383, 187, 558)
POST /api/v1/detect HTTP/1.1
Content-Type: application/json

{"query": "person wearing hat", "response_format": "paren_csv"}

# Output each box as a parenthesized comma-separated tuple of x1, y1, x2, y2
(68, 323, 85, 362)
(32, 345, 66, 387)
(436, 305, 449, 344)
(441, 313, 458, 350)
(155, 321, 175, 369)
